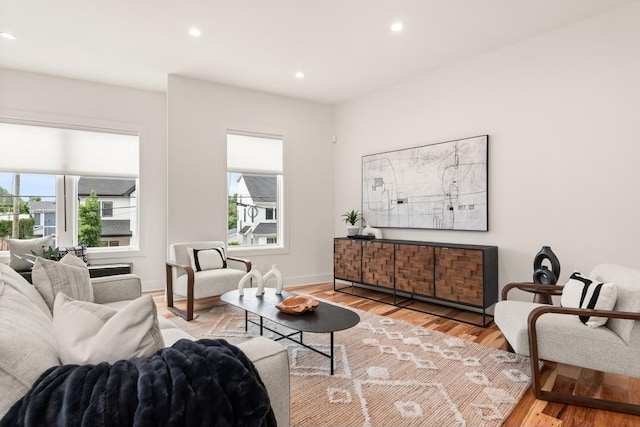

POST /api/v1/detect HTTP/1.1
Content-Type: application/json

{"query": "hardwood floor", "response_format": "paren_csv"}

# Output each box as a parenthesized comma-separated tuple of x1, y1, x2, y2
(150, 283, 640, 427)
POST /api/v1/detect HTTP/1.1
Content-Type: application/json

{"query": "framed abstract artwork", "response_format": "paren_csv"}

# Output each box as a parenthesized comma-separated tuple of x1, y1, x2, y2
(362, 135, 488, 231)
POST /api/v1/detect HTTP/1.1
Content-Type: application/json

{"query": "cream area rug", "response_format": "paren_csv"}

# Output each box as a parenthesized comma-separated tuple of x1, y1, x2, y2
(169, 302, 533, 427)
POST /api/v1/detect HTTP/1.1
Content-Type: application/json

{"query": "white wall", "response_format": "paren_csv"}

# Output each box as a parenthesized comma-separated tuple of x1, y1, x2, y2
(334, 2, 640, 297)
(167, 75, 335, 286)
(0, 69, 167, 291)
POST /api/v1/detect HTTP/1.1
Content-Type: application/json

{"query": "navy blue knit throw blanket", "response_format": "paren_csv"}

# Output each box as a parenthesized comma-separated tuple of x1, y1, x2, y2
(1, 339, 277, 427)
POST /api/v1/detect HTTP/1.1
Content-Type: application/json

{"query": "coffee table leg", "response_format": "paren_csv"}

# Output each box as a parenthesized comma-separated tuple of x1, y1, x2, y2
(244, 310, 248, 331)
(260, 316, 264, 335)
(330, 332, 334, 375)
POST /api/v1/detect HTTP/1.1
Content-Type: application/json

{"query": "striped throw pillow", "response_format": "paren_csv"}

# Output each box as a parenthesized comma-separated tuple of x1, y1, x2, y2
(560, 271, 617, 328)
(187, 247, 227, 271)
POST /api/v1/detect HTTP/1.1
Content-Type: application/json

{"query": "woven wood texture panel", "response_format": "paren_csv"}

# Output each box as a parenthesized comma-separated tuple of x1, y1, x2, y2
(395, 244, 434, 295)
(334, 239, 361, 282)
(362, 241, 394, 288)
(435, 247, 484, 305)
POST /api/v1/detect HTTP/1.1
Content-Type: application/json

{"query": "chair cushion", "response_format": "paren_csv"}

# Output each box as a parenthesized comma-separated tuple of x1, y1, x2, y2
(6, 236, 53, 271)
(188, 247, 227, 271)
(32, 253, 94, 311)
(495, 299, 640, 378)
(173, 268, 246, 299)
(590, 264, 640, 345)
(53, 293, 164, 364)
(560, 271, 617, 327)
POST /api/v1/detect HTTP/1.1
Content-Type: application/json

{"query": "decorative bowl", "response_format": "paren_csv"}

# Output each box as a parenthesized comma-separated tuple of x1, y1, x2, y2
(275, 295, 319, 315)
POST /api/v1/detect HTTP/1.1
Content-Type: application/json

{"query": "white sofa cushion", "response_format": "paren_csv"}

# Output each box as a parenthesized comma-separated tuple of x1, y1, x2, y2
(0, 266, 60, 417)
(53, 293, 164, 364)
(32, 253, 94, 311)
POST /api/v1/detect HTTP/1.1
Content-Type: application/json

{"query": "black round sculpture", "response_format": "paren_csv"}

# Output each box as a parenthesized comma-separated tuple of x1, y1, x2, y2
(533, 246, 560, 285)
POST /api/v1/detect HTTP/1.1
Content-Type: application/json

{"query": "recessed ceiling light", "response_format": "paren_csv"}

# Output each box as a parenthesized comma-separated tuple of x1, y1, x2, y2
(0, 32, 16, 40)
(390, 22, 404, 32)
(189, 28, 201, 37)
(295, 72, 304, 79)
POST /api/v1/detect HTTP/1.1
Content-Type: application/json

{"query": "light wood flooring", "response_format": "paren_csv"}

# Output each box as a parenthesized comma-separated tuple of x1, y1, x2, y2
(150, 283, 640, 427)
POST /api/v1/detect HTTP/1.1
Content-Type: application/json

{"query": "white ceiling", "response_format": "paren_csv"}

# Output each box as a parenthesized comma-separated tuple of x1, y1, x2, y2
(0, 0, 637, 104)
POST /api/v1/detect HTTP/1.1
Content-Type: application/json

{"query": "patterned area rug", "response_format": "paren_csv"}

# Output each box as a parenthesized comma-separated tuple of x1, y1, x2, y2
(169, 302, 532, 427)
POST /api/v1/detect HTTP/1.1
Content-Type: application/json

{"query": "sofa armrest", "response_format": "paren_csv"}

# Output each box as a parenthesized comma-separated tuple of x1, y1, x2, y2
(227, 256, 251, 272)
(237, 337, 290, 427)
(91, 273, 142, 304)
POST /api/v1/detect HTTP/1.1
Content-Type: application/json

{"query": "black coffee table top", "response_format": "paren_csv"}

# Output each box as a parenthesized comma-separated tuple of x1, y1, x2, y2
(221, 288, 360, 333)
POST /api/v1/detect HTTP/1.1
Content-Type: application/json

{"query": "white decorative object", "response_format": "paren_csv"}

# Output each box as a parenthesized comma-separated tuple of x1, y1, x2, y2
(263, 264, 284, 294)
(362, 221, 383, 239)
(237, 268, 264, 296)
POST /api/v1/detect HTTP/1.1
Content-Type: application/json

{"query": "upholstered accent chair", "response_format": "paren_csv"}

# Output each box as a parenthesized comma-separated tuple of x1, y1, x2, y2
(166, 241, 251, 321)
(495, 264, 640, 415)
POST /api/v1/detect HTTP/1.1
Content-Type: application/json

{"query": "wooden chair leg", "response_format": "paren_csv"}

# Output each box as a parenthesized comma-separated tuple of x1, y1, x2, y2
(165, 263, 196, 321)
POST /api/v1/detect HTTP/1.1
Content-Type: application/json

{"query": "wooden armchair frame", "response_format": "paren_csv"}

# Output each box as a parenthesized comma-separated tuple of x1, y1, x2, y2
(504, 283, 640, 415)
(166, 256, 251, 321)
(501, 282, 564, 304)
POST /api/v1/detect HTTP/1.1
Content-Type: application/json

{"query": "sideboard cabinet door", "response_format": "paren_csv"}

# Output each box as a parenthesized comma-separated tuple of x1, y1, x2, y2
(334, 239, 362, 282)
(395, 244, 434, 296)
(434, 247, 484, 306)
(362, 241, 395, 288)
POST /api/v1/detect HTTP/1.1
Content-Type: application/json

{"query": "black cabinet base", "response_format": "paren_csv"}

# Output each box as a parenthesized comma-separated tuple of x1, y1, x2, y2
(334, 279, 494, 327)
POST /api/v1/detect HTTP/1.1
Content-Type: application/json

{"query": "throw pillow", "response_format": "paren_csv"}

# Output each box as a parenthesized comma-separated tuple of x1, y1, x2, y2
(6, 235, 54, 271)
(32, 253, 94, 311)
(560, 271, 617, 327)
(56, 244, 89, 265)
(187, 247, 227, 271)
(53, 293, 165, 364)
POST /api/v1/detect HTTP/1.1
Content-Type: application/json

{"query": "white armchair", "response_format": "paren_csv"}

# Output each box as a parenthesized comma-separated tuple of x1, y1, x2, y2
(166, 241, 251, 321)
(495, 263, 640, 415)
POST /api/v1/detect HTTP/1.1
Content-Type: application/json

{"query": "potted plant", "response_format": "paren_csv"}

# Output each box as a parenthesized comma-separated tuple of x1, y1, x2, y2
(341, 209, 362, 236)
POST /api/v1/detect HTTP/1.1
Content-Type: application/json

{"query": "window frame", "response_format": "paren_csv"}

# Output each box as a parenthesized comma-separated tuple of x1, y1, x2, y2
(225, 128, 288, 257)
(101, 201, 114, 218)
(0, 116, 145, 262)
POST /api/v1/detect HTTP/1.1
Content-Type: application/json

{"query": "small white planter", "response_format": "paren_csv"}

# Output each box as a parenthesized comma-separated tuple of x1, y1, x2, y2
(346, 225, 360, 236)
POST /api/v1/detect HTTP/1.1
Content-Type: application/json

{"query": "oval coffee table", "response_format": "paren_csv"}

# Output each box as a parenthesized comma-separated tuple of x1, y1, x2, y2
(221, 288, 360, 375)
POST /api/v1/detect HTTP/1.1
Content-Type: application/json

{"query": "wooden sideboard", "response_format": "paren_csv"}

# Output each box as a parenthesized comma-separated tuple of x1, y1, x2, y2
(334, 237, 498, 326)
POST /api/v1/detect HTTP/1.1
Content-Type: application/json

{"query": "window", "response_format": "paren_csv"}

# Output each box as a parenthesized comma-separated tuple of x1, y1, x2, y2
(227, 132, 283, 249)
(101, 201, 114, 218)
(265, 208, 276, 220)
(0, 121, 139, 251)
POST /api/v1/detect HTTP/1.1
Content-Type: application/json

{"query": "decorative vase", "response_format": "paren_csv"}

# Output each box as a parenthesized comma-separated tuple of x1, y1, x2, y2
(238, 268, 265, 296)
(263, 264, 284, 294)
(361, 221, 383, 239)
(346, 225, 359, 236)
(532, 246, 561, 285)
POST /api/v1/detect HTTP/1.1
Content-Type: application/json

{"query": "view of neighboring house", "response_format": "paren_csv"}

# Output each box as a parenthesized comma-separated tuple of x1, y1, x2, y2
(232, 174, 277, 246)
(77, 177, 137, 247)
(28, 200, 56, 238)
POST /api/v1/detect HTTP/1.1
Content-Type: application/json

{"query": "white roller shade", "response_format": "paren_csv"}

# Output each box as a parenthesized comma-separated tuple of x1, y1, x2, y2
(227, 133, 282, 174)
(0, 122, 139, 177)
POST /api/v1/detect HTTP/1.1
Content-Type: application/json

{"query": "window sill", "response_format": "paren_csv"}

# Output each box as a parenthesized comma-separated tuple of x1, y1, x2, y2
(228, 245, 288, 257)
